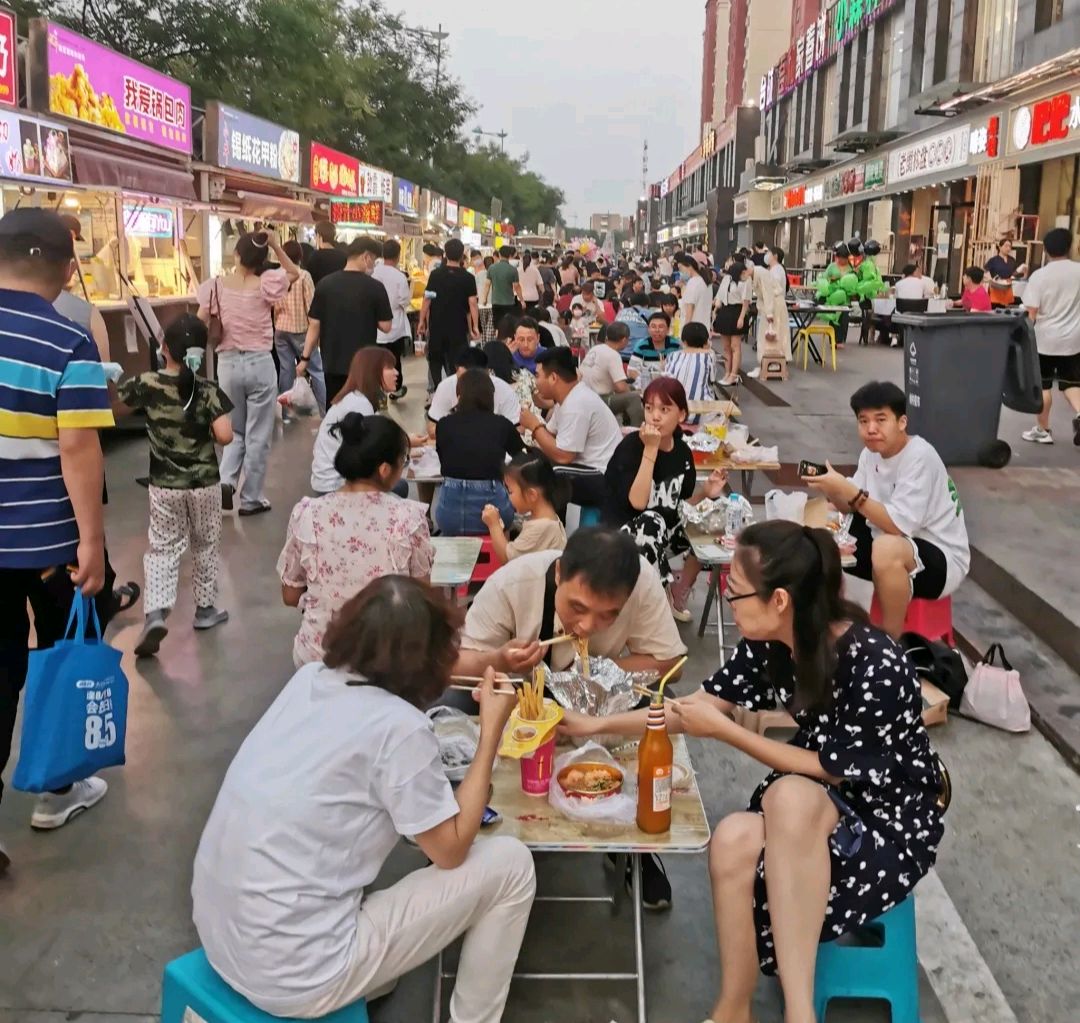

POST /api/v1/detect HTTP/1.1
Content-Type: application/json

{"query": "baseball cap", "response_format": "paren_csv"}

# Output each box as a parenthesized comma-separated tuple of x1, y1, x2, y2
(60, 213, 84, 241)
(0, 208, 76, 260)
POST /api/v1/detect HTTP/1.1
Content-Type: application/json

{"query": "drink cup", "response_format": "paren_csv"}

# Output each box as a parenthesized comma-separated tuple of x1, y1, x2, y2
(519, 733, 556, 796)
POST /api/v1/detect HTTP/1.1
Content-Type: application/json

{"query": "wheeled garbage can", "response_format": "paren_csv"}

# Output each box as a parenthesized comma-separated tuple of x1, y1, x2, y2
(891, 311, 1042, 467)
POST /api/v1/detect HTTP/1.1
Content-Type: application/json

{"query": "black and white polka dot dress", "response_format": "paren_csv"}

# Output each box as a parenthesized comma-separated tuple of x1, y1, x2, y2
(705, 624, 945, 975)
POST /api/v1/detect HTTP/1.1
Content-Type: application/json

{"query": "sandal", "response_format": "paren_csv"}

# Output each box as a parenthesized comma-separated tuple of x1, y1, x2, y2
(113, 581, 141, 612)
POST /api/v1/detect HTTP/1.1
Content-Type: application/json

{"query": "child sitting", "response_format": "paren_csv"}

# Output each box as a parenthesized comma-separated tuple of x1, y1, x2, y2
(663, 322, 714, 423)
(570, 305, 589, 343)
(956, 266, 992, 312)
(481, 452, 569, 562)
(118, 315, 234, 657)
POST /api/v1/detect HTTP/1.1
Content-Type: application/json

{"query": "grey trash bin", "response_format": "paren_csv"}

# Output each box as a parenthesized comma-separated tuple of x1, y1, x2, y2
(892, 311, 1042, 468)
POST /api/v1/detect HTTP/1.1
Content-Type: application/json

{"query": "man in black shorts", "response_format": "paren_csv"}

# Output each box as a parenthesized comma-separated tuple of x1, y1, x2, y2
(803, 382, 970, 638)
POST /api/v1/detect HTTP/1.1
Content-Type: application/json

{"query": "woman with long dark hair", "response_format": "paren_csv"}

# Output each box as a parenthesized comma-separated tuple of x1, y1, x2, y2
(193, 577, 535, 1020)
(197, 229, 299, 515)
(563, 520, 945, 1023)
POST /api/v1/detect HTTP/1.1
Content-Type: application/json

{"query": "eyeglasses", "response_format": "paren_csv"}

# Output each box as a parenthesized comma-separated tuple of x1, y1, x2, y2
(724, 588, 761, 606)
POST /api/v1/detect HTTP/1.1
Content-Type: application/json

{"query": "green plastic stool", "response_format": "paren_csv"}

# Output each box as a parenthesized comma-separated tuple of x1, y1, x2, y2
(814, 896, 921, 1022)
(162, 949, 368, 1023)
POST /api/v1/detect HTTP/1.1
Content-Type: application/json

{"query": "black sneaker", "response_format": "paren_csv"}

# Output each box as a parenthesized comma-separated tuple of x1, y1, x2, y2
(1073, 413, 1080, 447)
(220, 483, 234, 511)
(604, 852, 673, 911)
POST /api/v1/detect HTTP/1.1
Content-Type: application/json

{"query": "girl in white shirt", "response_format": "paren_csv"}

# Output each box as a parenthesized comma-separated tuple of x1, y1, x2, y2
(519, 252, 545, 309)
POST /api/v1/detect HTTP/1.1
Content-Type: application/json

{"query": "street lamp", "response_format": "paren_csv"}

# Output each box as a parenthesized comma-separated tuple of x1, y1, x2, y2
(473, 127, 509, 153)
(404, 23, 449, 92)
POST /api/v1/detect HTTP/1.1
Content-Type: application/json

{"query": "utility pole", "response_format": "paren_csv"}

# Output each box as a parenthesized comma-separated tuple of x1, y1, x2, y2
(473, 127, 509, 153)
(406, 23, 449, 93)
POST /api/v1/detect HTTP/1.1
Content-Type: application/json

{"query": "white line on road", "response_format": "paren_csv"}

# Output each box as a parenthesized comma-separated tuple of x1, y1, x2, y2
(917, 868, 1019, 1023)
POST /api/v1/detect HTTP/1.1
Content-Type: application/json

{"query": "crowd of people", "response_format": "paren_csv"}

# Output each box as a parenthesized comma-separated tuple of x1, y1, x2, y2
(10, 201, 1075, 1022)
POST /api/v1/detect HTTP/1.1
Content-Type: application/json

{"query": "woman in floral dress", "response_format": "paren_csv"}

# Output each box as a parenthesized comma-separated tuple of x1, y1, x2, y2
(562, 519, 945, 1023)
(277, 414, 433, 666)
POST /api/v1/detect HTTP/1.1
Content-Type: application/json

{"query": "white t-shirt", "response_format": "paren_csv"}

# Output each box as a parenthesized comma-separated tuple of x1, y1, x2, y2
(540, 321, 569, 348)
(192, 664, 458, 1016)
(427, 371, 521, 424)
(579, 343, 628, 396)
(547, 381, 622, 470)
(519, 263, 545, 302)
(680, 274, 712, 329)
(1022, 259, 1080, 356)
(850, 435, 970, 595)
(371, 263, 412, 343)
(310, 391, 375, 493)
(894, 275, 934, 301)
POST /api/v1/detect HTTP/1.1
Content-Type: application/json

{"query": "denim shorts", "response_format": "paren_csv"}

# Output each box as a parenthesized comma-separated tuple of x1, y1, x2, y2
(435, 478, 514, 536)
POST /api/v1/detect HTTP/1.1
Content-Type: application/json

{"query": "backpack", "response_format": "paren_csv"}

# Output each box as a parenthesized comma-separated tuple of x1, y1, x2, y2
(900, 632, 968, 710)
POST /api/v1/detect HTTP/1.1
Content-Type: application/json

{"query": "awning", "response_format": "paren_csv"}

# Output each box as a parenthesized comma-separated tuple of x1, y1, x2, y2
(71, 145, 195, 201)
(238, 192, 314, 223)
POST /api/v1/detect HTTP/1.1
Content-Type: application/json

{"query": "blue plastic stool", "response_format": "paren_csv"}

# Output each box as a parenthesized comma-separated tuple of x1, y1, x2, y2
(578, 505, 603, 528)
(814, 896, 921, 1023)
(162, 949, 369, 1023)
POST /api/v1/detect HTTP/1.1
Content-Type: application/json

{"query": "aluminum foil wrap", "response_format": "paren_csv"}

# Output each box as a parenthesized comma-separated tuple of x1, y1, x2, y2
(680, 497, 728, 534)
(547, 656, 659, 748)
(685, 430, 721, 453)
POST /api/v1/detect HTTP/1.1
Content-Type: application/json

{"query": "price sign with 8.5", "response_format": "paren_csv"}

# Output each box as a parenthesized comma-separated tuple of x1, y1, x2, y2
(83, 682, 118, 750)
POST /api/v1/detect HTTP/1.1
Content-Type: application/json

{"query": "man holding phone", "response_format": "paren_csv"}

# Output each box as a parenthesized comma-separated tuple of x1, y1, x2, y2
(0, 210, 115, 871)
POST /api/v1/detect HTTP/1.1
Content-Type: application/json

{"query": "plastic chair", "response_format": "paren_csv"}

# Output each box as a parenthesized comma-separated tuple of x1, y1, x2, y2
(457, 537, 502, 598)
(795, 323, 837, 370)
(578, 506, 603, 528)
(814, 896, 921, 1023)
(870, 594, 955, 646)
(162, 949, 368, 1023)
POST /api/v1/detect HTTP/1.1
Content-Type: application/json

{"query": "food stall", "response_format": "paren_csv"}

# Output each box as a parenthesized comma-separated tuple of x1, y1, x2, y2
(306, 142, 393, 245)
(26, 18, 198, 384)
(195, 101, 308, 279)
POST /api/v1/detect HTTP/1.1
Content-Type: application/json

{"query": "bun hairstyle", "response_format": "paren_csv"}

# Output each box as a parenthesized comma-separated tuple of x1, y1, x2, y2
(330, 412, 409, 484)
(162, 313, 208, 420)
(735, 520, 867, 712)
(235, 231, 271, 273)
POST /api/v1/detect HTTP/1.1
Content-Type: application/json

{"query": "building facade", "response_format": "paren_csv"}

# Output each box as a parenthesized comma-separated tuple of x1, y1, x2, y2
(590, 212, 628, 234)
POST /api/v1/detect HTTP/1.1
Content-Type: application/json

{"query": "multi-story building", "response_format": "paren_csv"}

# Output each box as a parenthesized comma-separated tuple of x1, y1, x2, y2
(736, 0, 1080, 291)
(590, 212, 627, 234)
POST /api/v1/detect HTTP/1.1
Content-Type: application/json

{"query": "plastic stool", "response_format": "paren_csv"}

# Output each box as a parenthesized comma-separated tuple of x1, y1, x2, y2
(870, 594, 955, 646)
(457, 537, 502, 598)
(795, 323, 837, 370)
(578, 506, 603, 528)
(162, 949, 368, 1023)
(814, 896, 921, 1023)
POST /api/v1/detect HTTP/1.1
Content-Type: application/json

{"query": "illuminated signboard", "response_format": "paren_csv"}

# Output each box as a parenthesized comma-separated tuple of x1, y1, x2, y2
(123, 202, 174, 238)
(394, 177, 418, 215)
(309, 141, 359, 196)
(1009, 91, 1080, 154)
(888, 125, 970, 185)
(446, 198, 459, 225)
(0, 9, 18, 108)
(329, 199, 384, 226)
(358, 161, 392, 202)
(969, 115, 1000, 158)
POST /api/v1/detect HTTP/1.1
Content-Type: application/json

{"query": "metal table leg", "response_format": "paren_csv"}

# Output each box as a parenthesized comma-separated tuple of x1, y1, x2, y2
(698, 566, 719, 639)
(432, 948, 443, 1023)
(630, 853, 647, 1023)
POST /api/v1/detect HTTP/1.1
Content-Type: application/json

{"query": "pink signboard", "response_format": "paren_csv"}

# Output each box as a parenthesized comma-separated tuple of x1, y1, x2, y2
(42, 21, 191, 154)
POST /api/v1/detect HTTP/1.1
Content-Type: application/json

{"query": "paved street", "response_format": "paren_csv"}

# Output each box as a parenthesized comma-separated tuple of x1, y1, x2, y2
(2, 349, 1078, 1023)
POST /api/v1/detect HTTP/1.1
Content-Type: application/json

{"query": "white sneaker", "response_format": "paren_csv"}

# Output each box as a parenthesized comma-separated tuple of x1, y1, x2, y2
(31, 776, 108, 830)
(747, 367, 761, 379)
(1021, 426, 1053, 444)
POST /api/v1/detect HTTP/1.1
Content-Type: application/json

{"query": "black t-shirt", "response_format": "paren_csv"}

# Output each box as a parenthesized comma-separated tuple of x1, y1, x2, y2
(436, 410, 525, 480)
(984, 254, 1017, 279)
(426, 265, 477, 350)
(306, 246, 347, 285)
(308, 270, 393, 376)
(603, 432, 696, 528)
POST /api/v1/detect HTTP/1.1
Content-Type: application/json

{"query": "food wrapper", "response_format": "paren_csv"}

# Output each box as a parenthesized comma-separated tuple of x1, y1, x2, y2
(498, 698, 563, 759)
(685, 430, 721, 453)
(680, 497, 728, 534)
(547, 656, 659, 748)
(730, 445, 779, 464)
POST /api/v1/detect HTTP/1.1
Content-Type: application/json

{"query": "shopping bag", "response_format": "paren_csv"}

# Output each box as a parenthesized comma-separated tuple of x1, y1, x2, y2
(960, 643, 1030, 732)
(278, 375, 318, 415)
(13, 594, 128, 793)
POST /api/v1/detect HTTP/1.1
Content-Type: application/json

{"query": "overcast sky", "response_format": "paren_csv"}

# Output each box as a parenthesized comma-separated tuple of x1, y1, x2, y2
(389, 0, 704, 229)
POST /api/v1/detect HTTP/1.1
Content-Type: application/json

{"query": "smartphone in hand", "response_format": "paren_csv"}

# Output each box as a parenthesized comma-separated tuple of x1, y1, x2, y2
(798, 460, 828, 478)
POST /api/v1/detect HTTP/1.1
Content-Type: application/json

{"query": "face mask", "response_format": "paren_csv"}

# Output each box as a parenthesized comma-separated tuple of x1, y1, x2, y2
(184, 347, 204, 372)
(675, 271, 687, 283)
(763, 252, 772, 266)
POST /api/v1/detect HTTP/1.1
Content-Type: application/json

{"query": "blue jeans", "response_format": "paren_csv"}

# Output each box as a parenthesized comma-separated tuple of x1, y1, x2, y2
(275, 329, 327, 415)
(217, 351, 277, 511)
(435, 479, 514, 536)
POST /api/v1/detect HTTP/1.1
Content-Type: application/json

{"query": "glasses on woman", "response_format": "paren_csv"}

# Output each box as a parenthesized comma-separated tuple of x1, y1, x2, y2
(724, 587, 761, 606)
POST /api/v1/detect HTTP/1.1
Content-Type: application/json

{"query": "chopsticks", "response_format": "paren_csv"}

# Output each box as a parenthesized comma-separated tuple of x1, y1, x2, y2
(450, 675, 525, 684)
(449, 683, 518, 695)
(538, 633, 577, 649)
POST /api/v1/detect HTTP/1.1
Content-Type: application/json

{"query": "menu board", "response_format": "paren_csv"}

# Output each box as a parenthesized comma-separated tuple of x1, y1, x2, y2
(38, 21, 191, 154)
(210, 101, 300, 183)
(0, 109, 71, 182)
(330, 199, 384, 226)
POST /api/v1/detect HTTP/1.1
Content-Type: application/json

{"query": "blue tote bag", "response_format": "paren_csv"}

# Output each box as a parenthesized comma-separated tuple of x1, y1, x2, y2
(13, 593, 129, 793)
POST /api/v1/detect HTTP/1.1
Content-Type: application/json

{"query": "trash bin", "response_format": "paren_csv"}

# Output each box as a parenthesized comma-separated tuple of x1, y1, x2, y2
(892, 311, 1042, 468)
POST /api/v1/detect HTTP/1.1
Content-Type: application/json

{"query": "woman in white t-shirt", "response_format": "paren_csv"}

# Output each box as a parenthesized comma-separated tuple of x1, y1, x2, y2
(193, 576, 535, 1020)
(518, 252, 545, 310)
(711, 258, 752, 386)
(675, 254, 713, 336)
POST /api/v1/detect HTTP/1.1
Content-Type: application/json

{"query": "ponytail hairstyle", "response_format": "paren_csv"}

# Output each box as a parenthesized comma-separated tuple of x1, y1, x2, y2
(330, 412, 409, 486)
(162, 313, 208, 421)
(735, 520, 867, 712)
(522, 251, 533, 269)
(503, 451, 570, 514)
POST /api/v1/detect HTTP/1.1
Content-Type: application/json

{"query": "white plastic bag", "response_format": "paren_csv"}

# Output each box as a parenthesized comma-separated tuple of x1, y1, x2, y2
(278, 375, 318, 415)
(764, 489, 808, 524)
(547, 741, 637, 824)
(427, 706, 481, 781)
(960, 644, 1030, 732)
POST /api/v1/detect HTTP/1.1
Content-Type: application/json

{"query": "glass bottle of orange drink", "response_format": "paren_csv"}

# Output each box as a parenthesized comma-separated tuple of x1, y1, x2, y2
(637, 696, 673, 833)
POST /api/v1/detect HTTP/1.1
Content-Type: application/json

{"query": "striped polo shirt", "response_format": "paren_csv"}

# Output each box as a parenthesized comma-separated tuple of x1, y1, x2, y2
(0, 288, 114, 570)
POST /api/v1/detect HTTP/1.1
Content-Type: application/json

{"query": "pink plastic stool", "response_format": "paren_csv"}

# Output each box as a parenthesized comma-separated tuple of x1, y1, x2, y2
(457, 538, 502, 598)
(870, 594, 955, 646)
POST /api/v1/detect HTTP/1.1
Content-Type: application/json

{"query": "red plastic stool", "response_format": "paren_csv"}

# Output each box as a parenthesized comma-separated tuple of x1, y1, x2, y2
(870, 594, 954, 645)
(457, 537, 502, 598)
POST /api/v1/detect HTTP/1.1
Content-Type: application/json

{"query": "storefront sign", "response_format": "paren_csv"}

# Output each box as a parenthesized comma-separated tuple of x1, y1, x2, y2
(460, 207, 475, 229)
(38, 21, 190, 153)
(760, 0, 900, 113)
(209, 102, 300, 183)
(733, 195, 749, 221)
(394, 177, 418, 215)
(446, 198, 459, 225)
(782, 181, 826, 211)
(887, 125, 970, 185)
(309, 142, 359, 196)
(969, 115, 1000, 158)
(329, 199, 384, 226)
(123, 202, 174, 238)
(358, 162, 392, 203)
(1009, 91, 1080, 153)
(700, 124, 717, 160)
(426, 191, 446, 223)
(864, 157, 885, 188)
(656, 227, 671, 243)
(0, 109, 71, 182)
(0, 9, 18, 108)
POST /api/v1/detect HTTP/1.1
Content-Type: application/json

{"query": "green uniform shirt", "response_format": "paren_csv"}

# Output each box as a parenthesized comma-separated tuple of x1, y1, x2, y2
(119, 371, 233, 489)
(488, 260, 519, 306)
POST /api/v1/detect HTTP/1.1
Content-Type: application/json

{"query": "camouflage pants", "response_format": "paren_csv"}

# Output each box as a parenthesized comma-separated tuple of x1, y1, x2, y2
(144, 485, 222, 613)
